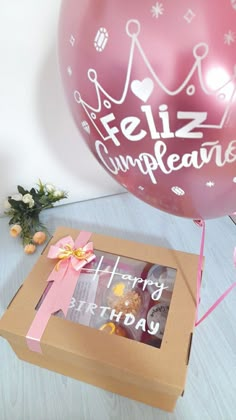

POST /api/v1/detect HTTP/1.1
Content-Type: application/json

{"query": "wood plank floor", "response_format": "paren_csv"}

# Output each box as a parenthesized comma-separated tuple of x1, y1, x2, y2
(0, 193, 236, 420)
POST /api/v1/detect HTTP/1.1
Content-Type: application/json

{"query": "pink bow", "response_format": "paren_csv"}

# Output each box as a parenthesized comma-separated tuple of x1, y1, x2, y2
(26, 231, 95, 353)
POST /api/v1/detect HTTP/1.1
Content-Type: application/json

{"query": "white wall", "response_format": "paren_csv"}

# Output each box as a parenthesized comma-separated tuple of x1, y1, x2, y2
(0, 0, 123, 213)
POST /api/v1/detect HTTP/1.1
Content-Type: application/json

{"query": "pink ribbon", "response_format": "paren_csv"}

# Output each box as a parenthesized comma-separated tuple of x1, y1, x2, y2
(194, 221, 236, 326)
(193, 219, 205, 325)
(26, 231, 95, 353)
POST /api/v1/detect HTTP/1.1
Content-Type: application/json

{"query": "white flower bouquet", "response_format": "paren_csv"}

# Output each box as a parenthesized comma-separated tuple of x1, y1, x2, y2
(5, 180, 67, 254)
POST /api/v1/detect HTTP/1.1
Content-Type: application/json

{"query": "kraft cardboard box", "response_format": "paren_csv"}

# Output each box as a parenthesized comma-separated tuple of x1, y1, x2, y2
(0, 227, 199, 412)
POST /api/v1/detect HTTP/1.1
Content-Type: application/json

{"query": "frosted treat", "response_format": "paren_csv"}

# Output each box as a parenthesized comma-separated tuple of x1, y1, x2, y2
(99, 322, 127, 337)
(147, 302, 169, 340)
(108, 289, 141, 316)
(147, 265, 176, 302)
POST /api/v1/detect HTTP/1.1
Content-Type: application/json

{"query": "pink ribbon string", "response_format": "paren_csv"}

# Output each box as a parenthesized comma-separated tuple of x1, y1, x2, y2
(194, 220, 236, 327)
(193, 219, 205, 325)
(26, 231, 95, 353)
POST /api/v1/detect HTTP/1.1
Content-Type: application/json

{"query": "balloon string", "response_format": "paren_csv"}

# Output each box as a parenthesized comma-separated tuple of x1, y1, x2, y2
(194, 220, 236, 326)
(193, 220, 205, 325)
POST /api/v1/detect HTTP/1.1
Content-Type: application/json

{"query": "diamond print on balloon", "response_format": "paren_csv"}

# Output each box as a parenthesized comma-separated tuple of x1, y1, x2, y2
(171, 186, 185, 196)
(81, 121, 90, 134)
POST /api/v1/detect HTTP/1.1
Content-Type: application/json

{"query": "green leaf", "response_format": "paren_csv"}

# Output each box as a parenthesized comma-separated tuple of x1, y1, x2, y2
(30, 188, 36, 196)
(37, 179, 45, 194)
(9, 216, 20, 225)
(8, 198, 20, 209)
(17, 185, 27, 195)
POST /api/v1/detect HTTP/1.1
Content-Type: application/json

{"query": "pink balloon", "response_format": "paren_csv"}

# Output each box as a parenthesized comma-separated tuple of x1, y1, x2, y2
(58, 0, 236, 219)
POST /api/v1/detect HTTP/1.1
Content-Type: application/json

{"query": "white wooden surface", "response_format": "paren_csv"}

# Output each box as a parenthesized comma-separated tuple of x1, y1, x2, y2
(0, 193, 236, 420)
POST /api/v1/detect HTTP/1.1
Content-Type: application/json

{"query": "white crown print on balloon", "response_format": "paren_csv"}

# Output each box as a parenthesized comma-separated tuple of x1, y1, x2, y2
(74, 19, 236, 145)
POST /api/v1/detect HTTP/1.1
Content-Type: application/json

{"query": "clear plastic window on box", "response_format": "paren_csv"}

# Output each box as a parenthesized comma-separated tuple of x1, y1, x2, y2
(36, 250, 177, 349)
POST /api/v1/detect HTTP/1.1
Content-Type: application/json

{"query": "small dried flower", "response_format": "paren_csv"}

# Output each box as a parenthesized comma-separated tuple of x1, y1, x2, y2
(22, 193, 34, 208)
(24, 244, 36, 254)
(5, 180, 67, 253)
(33, 231, 47, 245)
(45, 183, 55, 193)
(11, 193, 23, 201)
(10, 224, 22, 237)
(53, 190, 63, 198)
